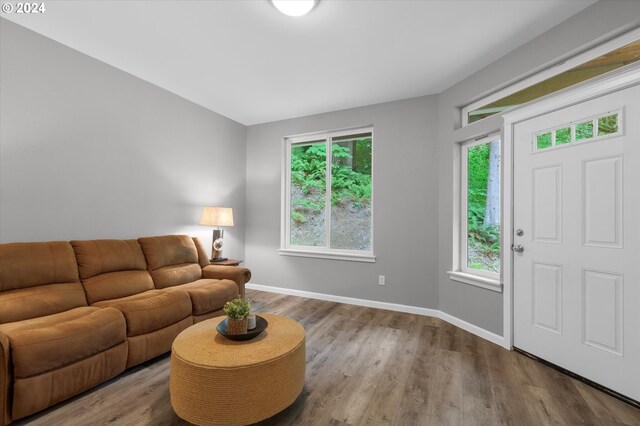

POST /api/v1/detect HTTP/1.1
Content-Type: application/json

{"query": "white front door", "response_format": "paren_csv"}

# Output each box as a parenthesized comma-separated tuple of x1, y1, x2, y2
(513, 83, 640, 401)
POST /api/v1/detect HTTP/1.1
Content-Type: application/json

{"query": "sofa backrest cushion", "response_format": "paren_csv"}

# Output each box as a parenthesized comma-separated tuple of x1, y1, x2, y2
(138, 235, 202, 289)
(71, 239, 154, 304)
(0, 242, 86, 323)
(0, 241, 79, 291)
(72, 239, 147, 279)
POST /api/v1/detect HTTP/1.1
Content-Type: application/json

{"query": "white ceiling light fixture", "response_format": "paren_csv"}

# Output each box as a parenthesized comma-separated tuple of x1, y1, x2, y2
(272, 0, 316, 17)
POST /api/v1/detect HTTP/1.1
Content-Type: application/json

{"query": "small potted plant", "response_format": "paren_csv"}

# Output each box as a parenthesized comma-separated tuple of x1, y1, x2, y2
(223, 298, 251, 335)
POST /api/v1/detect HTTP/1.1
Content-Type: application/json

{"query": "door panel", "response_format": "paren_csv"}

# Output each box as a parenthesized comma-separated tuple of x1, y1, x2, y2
(582, 269, 623, 355)
(532, 165, 562, 243)
(582, 155, 623, 248)
(532, 262, 562, 334)
(513, 84, 640, 401)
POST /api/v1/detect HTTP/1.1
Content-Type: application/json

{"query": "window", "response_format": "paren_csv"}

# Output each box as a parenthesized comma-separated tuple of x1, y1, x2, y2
(281, 127, 374, 262)
(534, 110, 622, 152)
(463, 33, 640, 125)
(451, 134, 501, 289)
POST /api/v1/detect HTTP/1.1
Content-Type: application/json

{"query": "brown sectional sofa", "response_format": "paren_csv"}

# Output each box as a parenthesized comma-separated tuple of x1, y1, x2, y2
(0, 235, 251, 425)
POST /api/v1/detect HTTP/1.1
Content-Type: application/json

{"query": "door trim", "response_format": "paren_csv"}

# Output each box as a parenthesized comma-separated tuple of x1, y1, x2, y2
(501, 63, 640, 349)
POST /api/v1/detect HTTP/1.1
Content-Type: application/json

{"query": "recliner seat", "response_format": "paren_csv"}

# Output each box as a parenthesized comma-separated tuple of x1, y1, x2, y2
(0, 242, 128, 424)
(138, 235, 249, 323)
(71, 239, 193, 368)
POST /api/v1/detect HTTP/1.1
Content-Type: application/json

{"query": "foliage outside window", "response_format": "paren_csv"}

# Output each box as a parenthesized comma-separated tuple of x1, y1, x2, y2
(461, 136, 501, 278)
(283, 128, 373, 259)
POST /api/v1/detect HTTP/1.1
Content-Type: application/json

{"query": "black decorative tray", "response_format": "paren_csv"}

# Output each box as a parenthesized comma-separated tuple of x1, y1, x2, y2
(217, 315, 269, 341)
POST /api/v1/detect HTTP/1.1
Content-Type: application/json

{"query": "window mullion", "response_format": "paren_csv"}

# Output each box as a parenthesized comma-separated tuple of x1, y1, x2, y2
(325, 139, 332, 249)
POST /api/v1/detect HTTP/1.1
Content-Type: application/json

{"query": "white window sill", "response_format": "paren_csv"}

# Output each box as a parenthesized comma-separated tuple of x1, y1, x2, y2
(279, 248, 376, 263)
(447, 271, 502, 293)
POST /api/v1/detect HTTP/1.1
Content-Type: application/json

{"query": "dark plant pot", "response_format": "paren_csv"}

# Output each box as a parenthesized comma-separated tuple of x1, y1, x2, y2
(227, 318, 248, 335)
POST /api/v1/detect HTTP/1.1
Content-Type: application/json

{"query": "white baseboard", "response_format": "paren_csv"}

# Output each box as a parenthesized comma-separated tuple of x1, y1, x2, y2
(246, 283, 508, 349)
(437, 311, 507, 348)
(246, 283, 440, 316)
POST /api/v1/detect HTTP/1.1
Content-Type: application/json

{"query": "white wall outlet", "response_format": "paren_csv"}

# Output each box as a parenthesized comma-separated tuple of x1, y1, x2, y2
(378, 275, 385, 286)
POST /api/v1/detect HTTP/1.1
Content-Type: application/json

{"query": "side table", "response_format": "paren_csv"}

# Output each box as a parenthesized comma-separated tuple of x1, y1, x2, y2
(209, 259, 243, 266)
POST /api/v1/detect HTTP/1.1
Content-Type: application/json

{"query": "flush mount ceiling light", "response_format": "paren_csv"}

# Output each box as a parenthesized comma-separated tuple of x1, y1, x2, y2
(272, 0, 316, 17)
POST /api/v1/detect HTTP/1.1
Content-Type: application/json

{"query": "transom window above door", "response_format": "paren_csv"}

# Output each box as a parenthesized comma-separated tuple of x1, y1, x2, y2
(463, 32, 640, 126)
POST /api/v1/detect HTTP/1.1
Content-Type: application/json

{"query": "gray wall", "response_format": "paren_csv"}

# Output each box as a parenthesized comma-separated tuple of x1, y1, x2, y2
(0, 19, 247, 259)
(436, 0, 640, 334)
(245, 96, 439, 308)
(4, 0, 640, 336)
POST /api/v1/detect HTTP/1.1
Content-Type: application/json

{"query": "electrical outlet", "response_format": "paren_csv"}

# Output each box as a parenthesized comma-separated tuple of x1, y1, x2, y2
(378, 275, 385, 286)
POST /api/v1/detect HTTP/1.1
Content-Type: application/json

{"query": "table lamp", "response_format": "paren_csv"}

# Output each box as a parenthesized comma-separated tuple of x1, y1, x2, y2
(199, 206, 234, 262)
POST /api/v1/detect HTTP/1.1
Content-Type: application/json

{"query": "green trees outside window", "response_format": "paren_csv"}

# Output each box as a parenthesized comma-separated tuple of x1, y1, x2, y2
(289, 134, 372, 251)
(467, 140, 501, 273)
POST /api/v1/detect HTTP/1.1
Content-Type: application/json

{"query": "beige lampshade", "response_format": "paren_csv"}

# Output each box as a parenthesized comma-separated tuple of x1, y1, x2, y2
(199, 207, 234, 227)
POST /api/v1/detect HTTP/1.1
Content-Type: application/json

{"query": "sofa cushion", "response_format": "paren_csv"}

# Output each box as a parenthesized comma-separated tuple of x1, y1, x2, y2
(138, 235, 199, 270)
(79, 270, 155, 305)
(0, 283, 87, 324)
(92, 289, 192, 337)
(169, 279, 239, 316)
(149, 263, 202, 289)
(138, 235, 203, 288)
(71, 239, 154, 304)
(0, 241, 79, 292)
(0, 307, 126, 379)
(0, 241, 86, 324)
(72, 239, 148, 279)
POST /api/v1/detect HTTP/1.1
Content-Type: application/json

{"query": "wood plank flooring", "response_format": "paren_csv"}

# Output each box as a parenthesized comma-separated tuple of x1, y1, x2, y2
(15, 289, 640, 426)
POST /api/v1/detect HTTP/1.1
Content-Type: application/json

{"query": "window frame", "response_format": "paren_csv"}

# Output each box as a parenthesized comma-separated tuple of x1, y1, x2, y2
(461, 27, 640, 127)
(457, 133, 502, 285)
(279, 126, 375, 263)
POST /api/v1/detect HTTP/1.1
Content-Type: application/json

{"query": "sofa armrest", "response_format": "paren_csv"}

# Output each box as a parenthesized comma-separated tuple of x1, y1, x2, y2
(202, 266, 251, 299)
(0, 333, 11, 426)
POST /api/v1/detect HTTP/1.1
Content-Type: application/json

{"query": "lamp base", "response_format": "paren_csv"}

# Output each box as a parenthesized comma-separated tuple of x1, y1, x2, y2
(210, 257, 229, 263)
(211, 229, 224, 260)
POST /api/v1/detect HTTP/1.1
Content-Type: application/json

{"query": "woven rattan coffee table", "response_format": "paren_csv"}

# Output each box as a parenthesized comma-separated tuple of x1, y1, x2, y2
(170, 314, 305, 426)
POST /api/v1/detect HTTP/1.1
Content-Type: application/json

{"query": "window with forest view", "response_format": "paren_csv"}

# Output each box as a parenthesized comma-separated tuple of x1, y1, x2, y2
(462, 136, 501, 277)
(283, 128, 373, 259)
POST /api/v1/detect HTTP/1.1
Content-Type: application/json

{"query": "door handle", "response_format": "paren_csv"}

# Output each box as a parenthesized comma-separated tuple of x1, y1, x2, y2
(512, 244, 525, 253)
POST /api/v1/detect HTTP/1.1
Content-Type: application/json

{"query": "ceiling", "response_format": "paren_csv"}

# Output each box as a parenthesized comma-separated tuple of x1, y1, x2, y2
(3, 1, 596, 125)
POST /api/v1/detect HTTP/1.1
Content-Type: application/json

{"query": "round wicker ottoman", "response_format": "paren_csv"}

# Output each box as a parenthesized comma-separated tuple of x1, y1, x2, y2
(170, 314, 305, 426)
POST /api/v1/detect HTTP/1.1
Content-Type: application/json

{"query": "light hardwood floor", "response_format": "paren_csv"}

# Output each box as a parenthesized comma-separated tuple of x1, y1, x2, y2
(15, 289, 640, 425)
